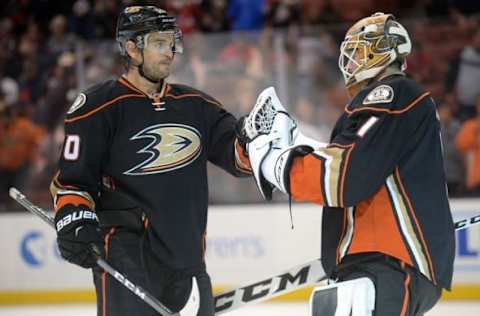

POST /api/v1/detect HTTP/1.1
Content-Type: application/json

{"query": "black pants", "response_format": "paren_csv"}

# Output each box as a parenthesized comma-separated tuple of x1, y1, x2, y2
(93, 227, 214, 316)
(334, 253, 442, 316)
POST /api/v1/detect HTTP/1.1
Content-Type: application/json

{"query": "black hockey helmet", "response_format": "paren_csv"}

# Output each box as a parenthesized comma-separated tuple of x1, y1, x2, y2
(116, 6, 183, 56)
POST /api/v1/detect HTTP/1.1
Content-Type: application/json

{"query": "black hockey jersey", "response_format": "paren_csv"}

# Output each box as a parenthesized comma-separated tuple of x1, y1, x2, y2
(50, 77, 251, 269)
(289, 75, 455, 290)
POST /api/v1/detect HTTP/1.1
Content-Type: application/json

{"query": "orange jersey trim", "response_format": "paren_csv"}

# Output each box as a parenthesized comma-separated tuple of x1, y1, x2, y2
(345, 92, 430, 115)
(55, 195, 93, 211)
(400, 269, 411, 316)
(394, 167, 437, 284)
(165, 92, 223, 108)
(338, 144, 355, 207)
(234, 140, 252, 173)
(65, 94, 145, 124)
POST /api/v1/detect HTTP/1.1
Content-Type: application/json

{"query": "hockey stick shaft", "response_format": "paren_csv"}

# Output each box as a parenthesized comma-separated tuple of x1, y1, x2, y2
(9, 188, 180, 316)
(454, 214, 480, 230)
(214, 213, 480, 314)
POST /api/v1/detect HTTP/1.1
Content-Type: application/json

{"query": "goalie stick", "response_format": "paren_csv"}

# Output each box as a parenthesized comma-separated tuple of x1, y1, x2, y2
(9, 187, 199, 316)
(213, 213, 480, 314)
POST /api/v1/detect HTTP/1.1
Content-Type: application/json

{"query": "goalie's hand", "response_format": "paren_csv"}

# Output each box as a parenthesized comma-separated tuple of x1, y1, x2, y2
(235, 116, 251, 154)
(54, 204, 104, 268)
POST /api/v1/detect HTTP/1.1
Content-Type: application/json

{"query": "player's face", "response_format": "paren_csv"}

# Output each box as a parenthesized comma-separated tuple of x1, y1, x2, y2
(142, 32, 175, 81)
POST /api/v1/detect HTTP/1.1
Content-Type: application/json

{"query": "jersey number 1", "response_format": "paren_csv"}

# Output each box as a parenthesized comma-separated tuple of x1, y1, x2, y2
(63, 135, 80, 161)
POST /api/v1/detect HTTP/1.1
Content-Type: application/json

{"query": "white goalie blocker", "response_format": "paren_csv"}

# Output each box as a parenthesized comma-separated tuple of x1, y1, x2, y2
(245, 87, 327, 200)
(310, 278, 376, 316)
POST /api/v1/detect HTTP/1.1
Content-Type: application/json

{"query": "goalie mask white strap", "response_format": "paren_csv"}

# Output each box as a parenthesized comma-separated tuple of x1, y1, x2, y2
(310, 277, 375, 316)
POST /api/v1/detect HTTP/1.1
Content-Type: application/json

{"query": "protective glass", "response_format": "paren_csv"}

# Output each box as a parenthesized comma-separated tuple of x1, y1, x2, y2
(144, 30, 183, 55)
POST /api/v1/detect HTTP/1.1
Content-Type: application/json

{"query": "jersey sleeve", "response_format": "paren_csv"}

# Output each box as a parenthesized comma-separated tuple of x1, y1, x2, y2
(50, 93, 112, 212)
(204, 99, 251, 177)
(289, 86, 434, 207)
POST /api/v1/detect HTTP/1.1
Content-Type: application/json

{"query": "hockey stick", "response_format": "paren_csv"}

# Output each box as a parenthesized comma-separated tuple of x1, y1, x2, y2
(214, 213, 480, 314)
(214, 258, 325, 314)
(9, 187, 199, 316)
(454, 214, 480, 230)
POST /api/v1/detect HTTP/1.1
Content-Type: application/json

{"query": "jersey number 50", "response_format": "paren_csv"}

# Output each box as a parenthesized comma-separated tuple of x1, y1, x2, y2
(63, 135, 80, 161)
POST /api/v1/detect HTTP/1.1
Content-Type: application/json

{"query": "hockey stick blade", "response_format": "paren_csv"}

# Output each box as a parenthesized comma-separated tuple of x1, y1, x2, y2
(214, 214, 480, 314)
(8, 187, 200, 316)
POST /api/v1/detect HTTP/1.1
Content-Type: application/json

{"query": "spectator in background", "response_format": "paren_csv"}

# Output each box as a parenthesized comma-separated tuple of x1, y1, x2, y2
(456, 95, 480, 195)
(36, 52, 77, 132)
(438, 94, 465, 196)
(69, 0, 95, 39)
(17, 33, 46, 105)
(445, 29, 480, 121)
(266, 0, 301, 28)
(0, 96, 45, 211)
(218, 33, 265, 79)
(166, 0, 202, 35)
(92, 0, 119, 38)
(228, 0, 266, 31)
(199, 0, 230, 33)
(47, 15, 77, 56)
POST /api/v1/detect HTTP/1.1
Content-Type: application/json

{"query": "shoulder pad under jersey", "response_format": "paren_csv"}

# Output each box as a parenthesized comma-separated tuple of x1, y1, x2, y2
(167, 83, 224, 108)
(65, 79, 124, 121)
(347, 76, 428, 114)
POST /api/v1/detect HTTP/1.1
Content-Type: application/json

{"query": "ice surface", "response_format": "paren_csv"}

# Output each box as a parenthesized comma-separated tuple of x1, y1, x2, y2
(0, 302, 479, 316)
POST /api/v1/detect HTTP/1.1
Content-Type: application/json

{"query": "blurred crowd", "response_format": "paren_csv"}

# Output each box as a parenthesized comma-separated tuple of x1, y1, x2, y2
(1, 0, 480, 211)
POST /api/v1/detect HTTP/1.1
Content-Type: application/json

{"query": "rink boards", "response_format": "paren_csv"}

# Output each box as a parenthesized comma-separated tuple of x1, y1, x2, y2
(0, 199, 479, 304)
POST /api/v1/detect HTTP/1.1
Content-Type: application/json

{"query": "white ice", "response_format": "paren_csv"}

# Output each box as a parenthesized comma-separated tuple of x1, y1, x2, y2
(0, 302, 479, 316)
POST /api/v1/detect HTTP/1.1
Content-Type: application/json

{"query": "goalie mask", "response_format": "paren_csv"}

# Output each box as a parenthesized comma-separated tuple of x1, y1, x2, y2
(116, 6, 183, 57)
(338, 13, 411, 95)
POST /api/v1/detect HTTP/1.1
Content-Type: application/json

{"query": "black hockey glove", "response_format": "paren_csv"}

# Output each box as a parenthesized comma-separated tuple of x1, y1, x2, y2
(54, 204, 104, 269)
(235, 116, 251, 154)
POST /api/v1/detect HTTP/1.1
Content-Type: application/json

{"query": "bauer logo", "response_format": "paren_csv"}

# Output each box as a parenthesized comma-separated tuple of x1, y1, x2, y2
(20, 231, 47, 267)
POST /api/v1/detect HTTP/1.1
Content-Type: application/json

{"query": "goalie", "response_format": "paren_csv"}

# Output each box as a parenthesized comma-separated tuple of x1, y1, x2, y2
(240, 13, 455, 316)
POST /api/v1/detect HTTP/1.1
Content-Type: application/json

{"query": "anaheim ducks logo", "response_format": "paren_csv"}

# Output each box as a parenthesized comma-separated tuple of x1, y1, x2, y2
(124, 124, 202, 175)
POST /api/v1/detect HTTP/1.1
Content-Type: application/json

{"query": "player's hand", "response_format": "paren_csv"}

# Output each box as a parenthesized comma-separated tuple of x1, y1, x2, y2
(54, 204, 104, 268)
(235, 116, 251, 154)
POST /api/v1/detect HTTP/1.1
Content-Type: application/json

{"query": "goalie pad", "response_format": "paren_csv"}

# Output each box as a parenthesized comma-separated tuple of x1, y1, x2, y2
(309, 278, 375, 316)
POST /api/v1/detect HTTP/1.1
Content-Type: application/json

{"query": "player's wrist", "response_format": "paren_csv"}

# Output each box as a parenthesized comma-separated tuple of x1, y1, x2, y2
(54, 204, 99, 233)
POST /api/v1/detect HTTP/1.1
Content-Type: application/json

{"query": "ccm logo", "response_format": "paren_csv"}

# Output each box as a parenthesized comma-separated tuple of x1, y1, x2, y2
(113, 271, 146, 300)
(455, 215, 480, 229)
(214, 266, 310, 312)
(56, 210, 98, 232)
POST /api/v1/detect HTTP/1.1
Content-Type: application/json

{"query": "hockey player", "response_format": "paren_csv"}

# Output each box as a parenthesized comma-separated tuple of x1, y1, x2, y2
(50, 6, 251, 316)
(243, 13, 455, 315)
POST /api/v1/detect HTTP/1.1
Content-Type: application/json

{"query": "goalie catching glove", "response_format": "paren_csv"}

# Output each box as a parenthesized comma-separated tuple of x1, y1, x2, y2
(246, 87, 327, 200)
(54, 204, 104, 268)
